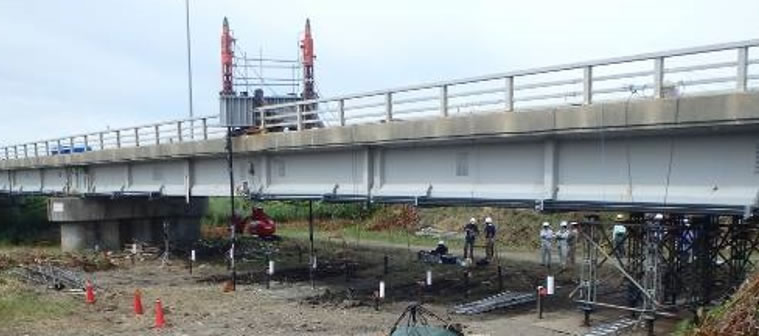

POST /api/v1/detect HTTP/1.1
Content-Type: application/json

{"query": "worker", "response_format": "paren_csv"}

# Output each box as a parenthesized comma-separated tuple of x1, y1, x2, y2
(612, 214, 627, 258)
(556, 221, 570, 268)
(539, 222, 554, 268)
(567, 221, 579, 267)
(432, 240, 449, 256)
(463, 217, 479, 259)
(484, 217, 496, 259)
(680, 218, 694, 263)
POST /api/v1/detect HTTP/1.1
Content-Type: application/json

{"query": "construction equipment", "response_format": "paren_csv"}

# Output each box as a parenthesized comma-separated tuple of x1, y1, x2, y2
(232, 206, 277, 239)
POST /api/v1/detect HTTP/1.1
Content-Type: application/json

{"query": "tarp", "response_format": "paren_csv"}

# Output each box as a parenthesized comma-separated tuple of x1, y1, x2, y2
(391, 326, 458, 336)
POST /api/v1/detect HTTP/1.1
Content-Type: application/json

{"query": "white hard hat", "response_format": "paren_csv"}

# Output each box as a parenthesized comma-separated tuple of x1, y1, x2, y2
(654, 213, 664, 220)
(560, 221, 568, 227)
(470, 217, 476, 224)
(615, 214, 625, 221)
(438, 240, 445, 245)
(485, 217, 493, 224)
(542, 222, 550, 227)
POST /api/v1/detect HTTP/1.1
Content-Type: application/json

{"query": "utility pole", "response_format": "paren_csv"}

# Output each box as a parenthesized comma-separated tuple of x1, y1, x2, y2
(184, 0, 195, 138)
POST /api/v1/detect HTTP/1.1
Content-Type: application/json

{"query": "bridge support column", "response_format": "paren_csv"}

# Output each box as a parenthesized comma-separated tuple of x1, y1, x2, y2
(49, 197, 207, 251)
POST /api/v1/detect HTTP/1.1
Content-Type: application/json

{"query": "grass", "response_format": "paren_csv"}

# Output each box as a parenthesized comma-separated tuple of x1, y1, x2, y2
(0, 277, 76, 325)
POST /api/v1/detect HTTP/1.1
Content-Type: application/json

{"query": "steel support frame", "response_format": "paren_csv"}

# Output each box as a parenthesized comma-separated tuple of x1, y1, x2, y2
(575, 214, 759, 330)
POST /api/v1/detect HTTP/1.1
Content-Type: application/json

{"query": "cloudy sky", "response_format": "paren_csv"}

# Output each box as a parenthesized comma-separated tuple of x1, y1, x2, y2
(1, 0, 758, 145)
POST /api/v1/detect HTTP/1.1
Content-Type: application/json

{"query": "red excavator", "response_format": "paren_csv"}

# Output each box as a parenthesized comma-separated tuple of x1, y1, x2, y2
(233, 207, 277, 239)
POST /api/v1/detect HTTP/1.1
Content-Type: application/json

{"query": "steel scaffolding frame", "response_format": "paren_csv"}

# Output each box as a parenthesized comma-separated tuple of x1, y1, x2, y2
(576, 213, 759, 335)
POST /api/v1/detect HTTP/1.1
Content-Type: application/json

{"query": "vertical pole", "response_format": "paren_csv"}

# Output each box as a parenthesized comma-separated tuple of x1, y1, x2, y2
(295, 104, 303, 131)
(226, 127, 236, 291)
(202, 118, 208, 140)
(83, 135, 88, 151)
(309, 200, 315, 289)
(384, 92, 393, 122)
(33, 143, 38, 157)
(69, 137, 74, 152)
(338, 99, 346, 126)
(537, 286, 543, 319)
(115, 131, 121, 148)
(259, 108, 267, 131)
(23, 144, 28, 158)
(98, 133, 104, 150)
(134, 128, 140, 147)
(155, 125, 160, 145)
(505, 76, 514, 111)
(440, 85, 448, 117)
(737, 46, 748, 92)
(583, 66, 593, 104)
(498, 266, 503, 292)
(177, 122, 184, 142)
(654, 57, 665, 99)
(266, 254, 271, 289)
(184, 0, 195, 139)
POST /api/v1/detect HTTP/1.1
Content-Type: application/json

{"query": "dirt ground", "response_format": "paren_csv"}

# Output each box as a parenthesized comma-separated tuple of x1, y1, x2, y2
(1, 238, 682, 336)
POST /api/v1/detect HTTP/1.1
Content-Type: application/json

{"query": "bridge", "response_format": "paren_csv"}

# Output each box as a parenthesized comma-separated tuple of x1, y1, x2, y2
(2, 39, 759, 251)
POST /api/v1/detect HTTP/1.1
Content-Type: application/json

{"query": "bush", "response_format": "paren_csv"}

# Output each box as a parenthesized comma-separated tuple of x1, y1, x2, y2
(0, 197, 53, 244)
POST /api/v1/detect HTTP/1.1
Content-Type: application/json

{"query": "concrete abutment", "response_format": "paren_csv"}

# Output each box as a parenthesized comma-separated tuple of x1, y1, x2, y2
(49, 197, 208, 252)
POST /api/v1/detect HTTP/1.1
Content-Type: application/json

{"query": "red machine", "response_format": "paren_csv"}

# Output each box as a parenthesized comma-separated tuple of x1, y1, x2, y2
(300, 18, 315, 100)
(233, 207, 277, 239)
(220, 17, 235, 95)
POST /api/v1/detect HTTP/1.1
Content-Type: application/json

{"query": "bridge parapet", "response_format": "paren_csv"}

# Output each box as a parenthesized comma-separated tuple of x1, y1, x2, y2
(2, 40, 759, 162)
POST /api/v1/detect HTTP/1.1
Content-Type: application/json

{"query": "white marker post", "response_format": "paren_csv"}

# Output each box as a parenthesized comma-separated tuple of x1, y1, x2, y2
(268, 260, 275, 275)
(546, 276, 555, 295)
(426, 270, 432, 286)
(189, 249, 196, 275)
(379, 281, 386, 299)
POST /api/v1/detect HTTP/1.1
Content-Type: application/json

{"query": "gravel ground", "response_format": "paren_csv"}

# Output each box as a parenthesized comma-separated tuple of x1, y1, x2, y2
(1, 239, 679, 336)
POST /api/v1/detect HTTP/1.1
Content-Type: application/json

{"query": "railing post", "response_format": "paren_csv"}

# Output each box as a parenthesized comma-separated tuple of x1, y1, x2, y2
(338, 99, 346, 126)
(155, 125, 160, 145)
(98, 132, 104, 150)
(177, 122, 183, 142)
(23, 144, 28, 158)
(115, 130, 121, 148)
(654, 57, 665, 99)
(56, 139, 62, 154)
(296, 105, 304, 131)
(69, 137, 74, 152)
(14, 146, 19, 159)
(134, 128, 140, 147)
(737, 46, 748, 92)
(83, 135, 88, 150)
(385, 92, 393, 122)
(505, 77, 514, 112)
(259, 108, 267, 131)
(583, 66, 593, 104)
(4, 147, 8, 160)
(44, 141, 49, 156)
(202, 118, 208, 140)
(440, 85, 449, 117)
(34, 143, 38, 157)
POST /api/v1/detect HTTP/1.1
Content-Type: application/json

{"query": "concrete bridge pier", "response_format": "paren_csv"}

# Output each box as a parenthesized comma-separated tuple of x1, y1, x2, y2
(49, 197, 208, 252)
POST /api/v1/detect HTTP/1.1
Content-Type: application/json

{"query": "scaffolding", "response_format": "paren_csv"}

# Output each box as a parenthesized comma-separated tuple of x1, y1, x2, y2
(575, 214, 759, 335)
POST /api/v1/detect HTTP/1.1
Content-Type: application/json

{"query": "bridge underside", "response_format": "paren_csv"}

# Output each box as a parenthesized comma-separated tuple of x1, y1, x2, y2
(2, 131, 758, 215)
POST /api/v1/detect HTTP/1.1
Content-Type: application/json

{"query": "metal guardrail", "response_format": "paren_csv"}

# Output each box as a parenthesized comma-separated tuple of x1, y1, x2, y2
(2, 40, 759, 160)
(0, 115, 224, 160)
(256, 39, 759, 131)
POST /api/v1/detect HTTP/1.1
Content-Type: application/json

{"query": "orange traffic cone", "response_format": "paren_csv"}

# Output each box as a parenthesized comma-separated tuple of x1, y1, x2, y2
(85, 280, 95, 304)
(133, 289, 143, 315)
(154, 298, 165, 328)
